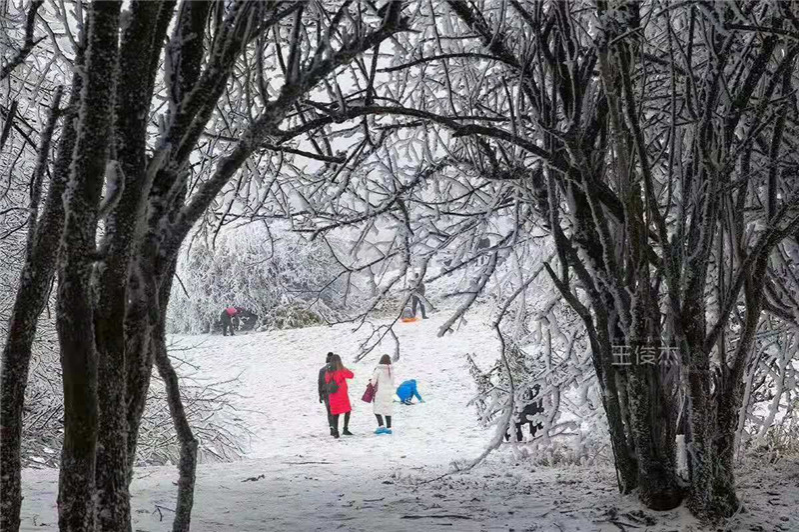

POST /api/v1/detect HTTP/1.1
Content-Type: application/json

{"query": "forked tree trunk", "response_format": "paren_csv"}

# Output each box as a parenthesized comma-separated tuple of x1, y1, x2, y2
(705, 260, 769, 518)
(122, 0, 177, 484)
(93, 2, 169, 530)
(56, 2, 121, 530)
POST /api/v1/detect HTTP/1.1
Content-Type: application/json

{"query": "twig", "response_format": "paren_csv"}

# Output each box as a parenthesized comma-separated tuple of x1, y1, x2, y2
(400, 515, 472, 520)
(153, 504, 175, 522)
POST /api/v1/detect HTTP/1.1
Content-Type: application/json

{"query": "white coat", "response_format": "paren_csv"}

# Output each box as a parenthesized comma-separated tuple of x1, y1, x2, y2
(370, 364, 395, 416)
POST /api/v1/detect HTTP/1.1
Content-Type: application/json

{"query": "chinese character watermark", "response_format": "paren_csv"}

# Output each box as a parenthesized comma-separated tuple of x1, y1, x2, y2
(610, 343, 680, 366)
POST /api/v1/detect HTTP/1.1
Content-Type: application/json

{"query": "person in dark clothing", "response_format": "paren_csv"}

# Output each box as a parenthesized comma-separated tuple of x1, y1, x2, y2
(318, 352, 335, 435)
(325, 354, 354, 438)
(505, 385, 545, 442)
(220, 306, 238, 336)
(408, 272, 430, 319)
(411, 282, 428, 319)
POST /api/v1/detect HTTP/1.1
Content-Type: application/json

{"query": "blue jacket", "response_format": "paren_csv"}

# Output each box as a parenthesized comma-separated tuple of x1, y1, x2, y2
(396, 379, 423, 402)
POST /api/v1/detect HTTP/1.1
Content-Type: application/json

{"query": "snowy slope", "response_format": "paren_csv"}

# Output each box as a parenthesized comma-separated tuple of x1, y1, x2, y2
(166, 310, 500, 465)
(18, 311, 799, 531)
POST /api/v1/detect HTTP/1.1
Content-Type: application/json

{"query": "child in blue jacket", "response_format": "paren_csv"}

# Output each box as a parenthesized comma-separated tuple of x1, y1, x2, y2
(396, 379, 424, 405)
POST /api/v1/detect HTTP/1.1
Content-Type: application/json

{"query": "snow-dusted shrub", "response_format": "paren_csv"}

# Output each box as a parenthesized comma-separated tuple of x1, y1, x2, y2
(20, 334, 248, 468)
(168, 224, 361, 334)
(269, 304, 326, 330)
(737, 324, 799, 460)
(21, 336, 62, 468)
(466, 263, 609, 466)
(134, 357, 250, 466)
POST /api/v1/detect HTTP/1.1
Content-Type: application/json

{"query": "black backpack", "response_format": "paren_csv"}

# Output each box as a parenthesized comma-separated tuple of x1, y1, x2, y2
(326, 371, 339, 395)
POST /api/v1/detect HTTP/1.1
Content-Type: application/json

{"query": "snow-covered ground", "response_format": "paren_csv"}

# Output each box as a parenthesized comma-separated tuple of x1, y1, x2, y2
(18, 312, 799, 531)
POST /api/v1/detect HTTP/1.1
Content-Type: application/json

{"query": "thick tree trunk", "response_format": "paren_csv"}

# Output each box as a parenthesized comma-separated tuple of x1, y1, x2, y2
(56, 3, 121, 531)
(686, 359, 714, 518)
(712, 378, 744, 515)
(121, 0, 177, 483)
(0, 86, 68, 532)
(93, 3, 169, 530)
(627, 363, 682, 510)
(602, 379, 640, 494)
(706, 262, 768, 518)
(591, 339, 638, 494)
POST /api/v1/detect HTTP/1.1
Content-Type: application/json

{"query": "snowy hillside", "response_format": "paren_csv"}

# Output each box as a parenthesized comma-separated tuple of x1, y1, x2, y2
(18, 313, 799, 531)
(166, 310, 501, 464)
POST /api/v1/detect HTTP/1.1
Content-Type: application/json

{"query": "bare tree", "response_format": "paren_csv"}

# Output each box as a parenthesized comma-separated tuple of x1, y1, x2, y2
(249, 0, 799, 522)
(0, 1, 82, 527)
(0, 80, 63, 532)
(4, 1, 412, 531)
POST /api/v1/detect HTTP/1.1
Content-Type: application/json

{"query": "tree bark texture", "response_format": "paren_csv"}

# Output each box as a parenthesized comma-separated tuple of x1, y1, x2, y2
(56, 2, 121, 531)
(93, 3, 172, 531)
(121, 2, 177, 484)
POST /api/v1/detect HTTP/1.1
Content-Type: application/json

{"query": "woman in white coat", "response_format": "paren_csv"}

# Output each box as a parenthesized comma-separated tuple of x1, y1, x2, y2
(370, 354, 395, 434)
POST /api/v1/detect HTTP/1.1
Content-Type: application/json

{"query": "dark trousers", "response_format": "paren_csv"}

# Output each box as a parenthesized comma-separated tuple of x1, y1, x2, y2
(331, 412, 350, 432)
(411, 296, 427, 318)
(221, 315, 235, 336)
(375, 414, 392, 428)
(324, 398, 333, 428)
(505, 421, 543, 442)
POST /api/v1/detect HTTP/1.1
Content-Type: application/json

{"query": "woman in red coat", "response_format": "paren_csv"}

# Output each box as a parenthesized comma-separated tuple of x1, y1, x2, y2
(325, 354, 354, 438)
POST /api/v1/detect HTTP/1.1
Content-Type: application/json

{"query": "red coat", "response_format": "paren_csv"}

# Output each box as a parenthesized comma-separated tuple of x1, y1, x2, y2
(325, 369, 354, 415)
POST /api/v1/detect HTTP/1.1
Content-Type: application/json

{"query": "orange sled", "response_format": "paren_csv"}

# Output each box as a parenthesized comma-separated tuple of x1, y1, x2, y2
(401, 317, 421, 323)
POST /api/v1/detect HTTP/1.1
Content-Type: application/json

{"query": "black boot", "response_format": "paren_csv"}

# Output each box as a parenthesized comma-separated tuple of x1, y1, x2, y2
(341, 412, 352, 435)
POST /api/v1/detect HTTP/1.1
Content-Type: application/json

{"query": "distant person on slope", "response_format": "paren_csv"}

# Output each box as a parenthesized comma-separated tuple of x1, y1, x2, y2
(318, 352, 335, 436)
(325, 354, 354, 438)
(396, 379, 424, 405)
(370, 354, 395, 434)
(409, 273, 429, 319)
(505, 384, 545, 443)
(220, 306, 239, 336)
